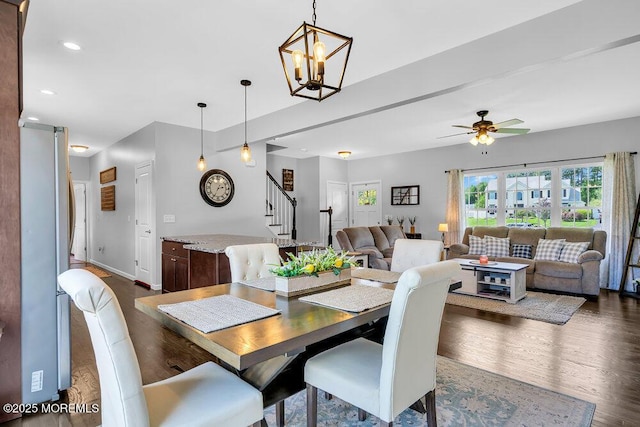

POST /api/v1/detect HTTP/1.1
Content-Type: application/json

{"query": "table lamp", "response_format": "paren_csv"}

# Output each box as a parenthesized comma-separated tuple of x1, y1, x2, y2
(438, 223, 448, 244)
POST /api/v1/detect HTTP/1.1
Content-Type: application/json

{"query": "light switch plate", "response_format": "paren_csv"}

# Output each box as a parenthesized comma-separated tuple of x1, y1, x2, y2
(163, 214, 175, 223)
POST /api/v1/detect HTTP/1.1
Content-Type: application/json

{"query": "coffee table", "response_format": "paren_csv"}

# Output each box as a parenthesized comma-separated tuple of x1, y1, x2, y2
(452, 258, 528, 303)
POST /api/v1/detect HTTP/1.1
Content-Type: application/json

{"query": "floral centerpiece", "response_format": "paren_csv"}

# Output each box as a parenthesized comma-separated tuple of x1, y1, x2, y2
(270, 248, 353, 297)
(384, 214, 394, 225)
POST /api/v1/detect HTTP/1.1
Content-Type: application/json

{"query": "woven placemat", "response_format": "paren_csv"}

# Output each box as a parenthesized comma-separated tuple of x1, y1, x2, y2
(350, 268, 401, 284)
(299, 284, 394, 313)
(158, 294, 280, 333)
(239, 277, 276, 291)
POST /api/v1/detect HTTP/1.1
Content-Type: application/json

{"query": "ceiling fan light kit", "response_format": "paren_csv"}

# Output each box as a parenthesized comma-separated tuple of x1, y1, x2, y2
(278, 0, 353, 101)
(442, 110, 530, 147)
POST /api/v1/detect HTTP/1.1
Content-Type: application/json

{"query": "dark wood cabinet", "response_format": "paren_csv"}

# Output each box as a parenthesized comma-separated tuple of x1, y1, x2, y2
(161, 241, 188, 293)
(405, 233, 422, 239)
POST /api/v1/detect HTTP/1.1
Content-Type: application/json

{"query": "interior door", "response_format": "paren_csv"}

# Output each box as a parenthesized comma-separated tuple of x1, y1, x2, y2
(135, 162, 153, 286)
(71, 183, 86, 261)
(350, 181, 382, 227)
(326, 181, 348, 248)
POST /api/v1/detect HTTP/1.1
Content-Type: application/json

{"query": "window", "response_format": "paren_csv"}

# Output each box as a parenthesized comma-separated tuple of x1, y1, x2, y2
(463, 174, 498, 226)
(560, 166, 602, 227)
(464, 163, 603, 229)
(357, 190, 377, 206)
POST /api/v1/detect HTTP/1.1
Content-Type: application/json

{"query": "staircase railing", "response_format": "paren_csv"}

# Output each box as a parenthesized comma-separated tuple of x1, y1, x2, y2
(266, 171, 297, 239)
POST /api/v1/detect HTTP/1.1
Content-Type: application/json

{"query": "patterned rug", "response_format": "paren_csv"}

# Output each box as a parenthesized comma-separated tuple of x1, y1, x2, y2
(446, 291, 586, 325)
(83, 265, 111, 278)
(263, 357, 595, 426)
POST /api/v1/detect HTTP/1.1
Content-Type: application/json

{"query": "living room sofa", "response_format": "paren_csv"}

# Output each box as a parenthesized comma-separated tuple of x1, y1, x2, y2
(336, 225, 406, 270)
(448, 226, 606, 297)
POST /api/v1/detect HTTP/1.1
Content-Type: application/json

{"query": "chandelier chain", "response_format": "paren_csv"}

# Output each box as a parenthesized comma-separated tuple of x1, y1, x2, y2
(312, 0, 316, 25)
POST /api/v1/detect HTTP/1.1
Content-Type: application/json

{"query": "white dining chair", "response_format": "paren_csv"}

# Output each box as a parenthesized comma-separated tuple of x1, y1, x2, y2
(225, 243, 281, 282)
(390, 238, 444, 272)
(58, 269, 263, 427)
(304, 260, 460, 427)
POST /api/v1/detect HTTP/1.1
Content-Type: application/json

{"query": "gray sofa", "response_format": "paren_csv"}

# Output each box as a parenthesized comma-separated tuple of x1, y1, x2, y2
(448, 226, 606, 297)
(336, 225, 406, 270)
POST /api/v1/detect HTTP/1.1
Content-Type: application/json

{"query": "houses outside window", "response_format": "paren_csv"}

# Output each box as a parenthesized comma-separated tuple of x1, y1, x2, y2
(463, 163, 603, 229)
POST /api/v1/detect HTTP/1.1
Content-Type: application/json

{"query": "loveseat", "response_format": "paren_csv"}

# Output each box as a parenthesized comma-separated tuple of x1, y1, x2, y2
(336, 225, 406, 270)
(448, 226, 606, 297)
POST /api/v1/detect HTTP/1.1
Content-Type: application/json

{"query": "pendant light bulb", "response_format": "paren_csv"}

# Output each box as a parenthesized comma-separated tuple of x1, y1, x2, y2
(240, 80, 252, 164)
(292, 49, 304, 81)
(313, 40, 326, 77)
(197, 102, 207, 171)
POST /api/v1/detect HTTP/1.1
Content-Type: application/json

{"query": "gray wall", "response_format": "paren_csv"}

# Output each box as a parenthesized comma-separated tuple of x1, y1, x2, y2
(88, 121, 269, 286)
(69, 156, 90, 181)
(348, 116, 640, 242)
(85, 115, 640, 286)
(88, 123, 156, 278)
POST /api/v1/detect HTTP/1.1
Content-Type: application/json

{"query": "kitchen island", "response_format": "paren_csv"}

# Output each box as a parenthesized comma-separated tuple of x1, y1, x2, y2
(161, 234, 313, 293)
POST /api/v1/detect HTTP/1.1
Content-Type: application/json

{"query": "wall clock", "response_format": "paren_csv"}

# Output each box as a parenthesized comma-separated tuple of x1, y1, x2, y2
(199, 169, 235, 207)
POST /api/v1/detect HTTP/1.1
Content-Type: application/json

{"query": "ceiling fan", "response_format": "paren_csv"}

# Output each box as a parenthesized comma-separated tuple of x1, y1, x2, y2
(441, 110, 530, 146)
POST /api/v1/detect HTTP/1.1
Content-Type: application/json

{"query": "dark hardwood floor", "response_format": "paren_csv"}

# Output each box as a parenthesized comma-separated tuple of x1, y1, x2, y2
(6, 267, 640, 426)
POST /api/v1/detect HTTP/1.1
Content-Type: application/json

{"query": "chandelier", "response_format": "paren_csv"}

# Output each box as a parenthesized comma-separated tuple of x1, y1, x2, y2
(278, 0, 353, 101)
(469, 129, 495, 146)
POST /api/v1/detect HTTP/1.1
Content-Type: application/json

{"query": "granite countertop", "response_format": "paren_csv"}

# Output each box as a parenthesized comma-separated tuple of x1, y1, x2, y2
(162, 234, 320, 254)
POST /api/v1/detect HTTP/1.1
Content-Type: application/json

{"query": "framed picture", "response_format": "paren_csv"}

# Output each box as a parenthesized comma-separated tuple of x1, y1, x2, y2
(101, 185, 116, 211)
(391, 185, 420, 205)
(100, 166, 117, 184)
(282, 169, 294, 191)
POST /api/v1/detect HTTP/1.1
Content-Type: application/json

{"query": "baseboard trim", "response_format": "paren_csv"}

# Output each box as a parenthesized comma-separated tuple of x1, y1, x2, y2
(88, 259, 135, 281)
(88, 259, 161, 290)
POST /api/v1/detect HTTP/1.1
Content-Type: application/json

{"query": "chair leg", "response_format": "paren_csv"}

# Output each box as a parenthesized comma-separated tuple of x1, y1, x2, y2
(358, 407, 367, 421)
(306, 384, 318, 427)
(425, 389, 437, 427)
(379, 421, 392, 427)
(324, 391, 332, 400)
(276, 400, 285, 427)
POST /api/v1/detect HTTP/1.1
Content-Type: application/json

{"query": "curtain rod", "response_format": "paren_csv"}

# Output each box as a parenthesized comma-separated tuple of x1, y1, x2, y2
(444, 152, 637, 173)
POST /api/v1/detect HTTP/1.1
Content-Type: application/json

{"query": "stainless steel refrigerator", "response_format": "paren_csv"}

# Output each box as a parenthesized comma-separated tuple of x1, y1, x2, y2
(20, 122, 73, 404)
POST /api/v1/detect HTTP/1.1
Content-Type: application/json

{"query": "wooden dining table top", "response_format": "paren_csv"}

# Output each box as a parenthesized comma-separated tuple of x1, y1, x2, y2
(135, 282, 392, 371)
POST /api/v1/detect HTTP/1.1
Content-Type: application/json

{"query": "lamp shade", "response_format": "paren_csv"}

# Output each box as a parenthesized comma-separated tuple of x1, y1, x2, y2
(438, 223, 449, 232)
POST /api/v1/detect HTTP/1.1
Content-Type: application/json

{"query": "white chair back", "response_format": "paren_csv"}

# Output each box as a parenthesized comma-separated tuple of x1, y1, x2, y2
(225, 243, 281, 282)
(390, 238, 443, 272)
(379, 260, 460, 421)
(58, 269, 149, 427)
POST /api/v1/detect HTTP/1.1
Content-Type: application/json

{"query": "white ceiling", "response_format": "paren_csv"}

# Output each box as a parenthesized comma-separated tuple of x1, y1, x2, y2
(21, 0, 640, 159)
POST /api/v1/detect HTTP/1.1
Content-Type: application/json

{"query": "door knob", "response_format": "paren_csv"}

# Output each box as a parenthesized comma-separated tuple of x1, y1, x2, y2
(145, 230, 151, 234)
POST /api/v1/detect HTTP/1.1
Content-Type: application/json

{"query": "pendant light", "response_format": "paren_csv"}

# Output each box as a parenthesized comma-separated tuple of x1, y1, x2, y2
(240, 80, 252, 163)
(278, 0, 353, 101)
(197, 102, 207, 171)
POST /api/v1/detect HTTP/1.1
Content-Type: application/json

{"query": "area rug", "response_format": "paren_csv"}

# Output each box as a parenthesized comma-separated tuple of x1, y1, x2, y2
(446, 291, 586, 325)
(263, 356, 595, 426)
(83, 265, 111, 278)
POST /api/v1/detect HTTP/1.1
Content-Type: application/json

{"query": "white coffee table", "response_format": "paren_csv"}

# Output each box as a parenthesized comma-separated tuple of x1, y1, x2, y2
(453, 258, 528, 303)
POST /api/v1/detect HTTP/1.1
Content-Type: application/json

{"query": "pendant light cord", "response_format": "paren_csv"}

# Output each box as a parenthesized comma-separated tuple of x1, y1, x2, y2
(244, 85, 247, 143)
(200, 106, 204, 154)
(312, 0, 316, 25)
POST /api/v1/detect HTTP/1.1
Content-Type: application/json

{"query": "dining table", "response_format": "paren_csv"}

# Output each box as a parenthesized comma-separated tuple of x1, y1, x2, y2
(135, 277, 394, 424)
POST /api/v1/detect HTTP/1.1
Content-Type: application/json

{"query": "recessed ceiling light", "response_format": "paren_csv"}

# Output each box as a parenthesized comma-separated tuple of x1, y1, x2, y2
(62, 41, 81, 51)
(70, 145, 89, 153)
(27, 116, 39, 121)
(40, 89, 56, 95)
(300, 148, 308, 152)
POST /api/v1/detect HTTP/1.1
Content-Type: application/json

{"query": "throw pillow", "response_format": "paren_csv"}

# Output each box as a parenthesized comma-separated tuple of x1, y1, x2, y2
(534, 239, 566, 261)
(484, 236, 510, 257)
(558, 241, 591, 263)
(468, 235, 486, 255)
(512, 244, 533, 259)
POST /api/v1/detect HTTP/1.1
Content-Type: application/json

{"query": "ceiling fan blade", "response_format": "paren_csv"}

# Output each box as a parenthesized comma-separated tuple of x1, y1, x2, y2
(492, 119, 523, 129)
(494, 127, 530, 134)
(452, 125, 474, 130)
(437, 131, 475, 139)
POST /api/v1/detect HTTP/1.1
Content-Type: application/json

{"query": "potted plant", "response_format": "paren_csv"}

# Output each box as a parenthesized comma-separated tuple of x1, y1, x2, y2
(384, 214, 393, 225)
(396, 216, 405, 231)
(270, 248, 353, 297)
(408, 216, 417, 234)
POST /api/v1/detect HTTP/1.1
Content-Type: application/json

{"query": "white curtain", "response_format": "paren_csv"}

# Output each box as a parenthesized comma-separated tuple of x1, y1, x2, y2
(602, 152, 637, 291)
(445, 169, 463, 246)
